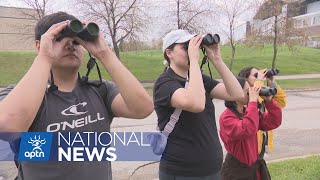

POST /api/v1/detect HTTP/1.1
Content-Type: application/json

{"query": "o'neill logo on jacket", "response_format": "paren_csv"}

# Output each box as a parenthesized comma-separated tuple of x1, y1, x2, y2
(18, 133, 53, 161)
(61, 102, 88, 116)
(46, 102, 105, 132)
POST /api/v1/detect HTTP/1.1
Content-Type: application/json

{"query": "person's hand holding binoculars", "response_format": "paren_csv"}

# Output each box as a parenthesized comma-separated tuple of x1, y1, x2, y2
(249, 84, 276, 104)
(249, 81, 273, 103)
(266, 75, 275, 86)
(38, 20, 70, 64)
(187, 35, 203, 64)
(258, 69, 268, 80)
(49, 19, 111, 61)
(203, 44, 222, 63)
(249, 85, 261, 103)
(74, 21, 111, 60)
(258, 68, 276, 86)
(261, 94, 273, 103)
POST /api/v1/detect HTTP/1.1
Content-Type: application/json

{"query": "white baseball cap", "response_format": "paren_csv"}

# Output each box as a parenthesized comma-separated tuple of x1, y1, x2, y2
(162, 29, 195, 53)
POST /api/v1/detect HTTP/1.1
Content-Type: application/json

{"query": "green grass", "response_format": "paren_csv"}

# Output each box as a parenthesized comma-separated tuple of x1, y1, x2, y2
(211, 45, 320, 77)
(142, 78, 320, 97)
(0, 45, 320, 86)
(268, 155, 320, 180)
(277, 78, 320, 89)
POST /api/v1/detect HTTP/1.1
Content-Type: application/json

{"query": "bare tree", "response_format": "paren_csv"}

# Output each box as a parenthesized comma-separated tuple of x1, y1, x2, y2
(9, 0, 51, 47)
(175, 0, 211, 31)
(75, 0, 148, 59)
(261, 0, 284, 69)
(154, 0, 213, 34)
(18, 0, 51, 20)
(247, 0, 306, 68)
(214, 0, 256, 70)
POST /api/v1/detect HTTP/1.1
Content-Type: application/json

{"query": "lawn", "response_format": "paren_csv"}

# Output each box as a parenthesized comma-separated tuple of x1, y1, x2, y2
(0, 45, 319, 86)
(268, 155, 320, 180)
(142, 78, 320, 97)
(276, 78, 320, 89)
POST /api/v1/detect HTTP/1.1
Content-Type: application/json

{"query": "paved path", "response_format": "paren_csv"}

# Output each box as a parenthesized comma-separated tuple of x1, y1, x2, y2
(274, 74, 320, 80)
(115, 90, 320, 180)
(0, 76, 320, 180)
(2, 90, 319, 180)
(0, 74, 320, 90)
(141, 73, 320, 87)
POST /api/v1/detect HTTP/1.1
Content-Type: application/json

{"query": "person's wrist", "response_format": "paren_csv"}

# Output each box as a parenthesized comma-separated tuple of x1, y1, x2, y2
(95, 49, 111, 60)
(36, 54, 54, 65)
(189, 58, 198, 62)
(249, 98, 257, 102)
(212, 55, 222, 61)
(269, 81, 278, 88)
(210, 56, 223, 64)
(189, 59, 200, 66)
(248, 101, 257, 106)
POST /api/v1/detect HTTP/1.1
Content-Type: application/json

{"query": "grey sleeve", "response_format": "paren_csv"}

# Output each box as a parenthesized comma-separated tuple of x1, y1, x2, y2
(0, 84, 16, 102)
(103, 80, 119, 118)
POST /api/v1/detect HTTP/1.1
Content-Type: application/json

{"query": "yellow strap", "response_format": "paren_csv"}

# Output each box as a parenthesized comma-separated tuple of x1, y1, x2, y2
(257, 130, 274, 153)
(254, 81, 285, 154)
(267, 131, 274, 152)
(257, 130, 263, 154)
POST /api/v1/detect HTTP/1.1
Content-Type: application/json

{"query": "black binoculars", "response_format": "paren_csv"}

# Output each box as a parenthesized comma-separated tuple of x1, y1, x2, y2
(201, 34, 220, 46)
(184, 33, 220, 50)
(259, 86, 277, 96)
(266, 69, 280, 78)
(56, 19, 99, 42)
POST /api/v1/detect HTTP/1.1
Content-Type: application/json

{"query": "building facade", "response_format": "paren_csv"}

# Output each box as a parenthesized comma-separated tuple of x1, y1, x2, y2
(246, 0, 320, 48)
(0, 6, 37, 51)
(293, 0, 320, 47)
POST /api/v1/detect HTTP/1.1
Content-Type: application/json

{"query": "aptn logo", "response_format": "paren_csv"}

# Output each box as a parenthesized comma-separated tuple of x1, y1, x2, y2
(61, 102, 88, 116)
(24, 135, 46, 159)
(18, 132, 52, 161)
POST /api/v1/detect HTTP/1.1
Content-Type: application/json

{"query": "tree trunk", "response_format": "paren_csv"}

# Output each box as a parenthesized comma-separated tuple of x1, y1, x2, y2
(114, 45, 120, 60)
(272, 16, 278, 69)
(272, 43, 277, 69)
(229, 22, 235, 71)
(119, 39, 124, 52)
(112, 37, 120, 59)
(229, 45, 236, 71)
(177, 0, 180, 29)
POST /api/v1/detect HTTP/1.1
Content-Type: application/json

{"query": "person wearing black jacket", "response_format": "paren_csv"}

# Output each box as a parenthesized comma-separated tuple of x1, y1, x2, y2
(154, 29, 244, 179)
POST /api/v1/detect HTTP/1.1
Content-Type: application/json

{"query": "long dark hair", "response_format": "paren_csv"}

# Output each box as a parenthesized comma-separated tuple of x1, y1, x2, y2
(238, 66, 258, 79)
(224, 77, 247, 109)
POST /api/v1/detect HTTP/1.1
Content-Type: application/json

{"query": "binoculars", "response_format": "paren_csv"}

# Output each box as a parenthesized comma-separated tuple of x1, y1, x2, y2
(56, 19, 99, 42)
(259, 86, 277, 96)
(184, 33, 220, 50)
(266, 69, 280, 78)
(201, 33, 220, 46)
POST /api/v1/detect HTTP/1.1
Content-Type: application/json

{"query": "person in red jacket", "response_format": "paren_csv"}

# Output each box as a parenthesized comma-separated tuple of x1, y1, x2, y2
(219, 77, 282, 180)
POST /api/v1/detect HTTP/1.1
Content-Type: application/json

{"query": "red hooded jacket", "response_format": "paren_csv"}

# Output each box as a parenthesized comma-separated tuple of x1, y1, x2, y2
(219, 100, 282, 179)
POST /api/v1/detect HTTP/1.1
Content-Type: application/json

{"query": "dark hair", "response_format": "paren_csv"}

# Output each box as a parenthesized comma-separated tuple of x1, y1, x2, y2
(163, 43, 176, 72)
(35, 12, 78, 40)
(238, 66, 258, 79)
(225, 77, 247, 108)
